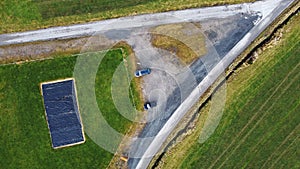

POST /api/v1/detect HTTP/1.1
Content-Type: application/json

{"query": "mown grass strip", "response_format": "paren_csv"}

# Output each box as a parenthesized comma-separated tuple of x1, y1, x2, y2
(0, 0, 255, 34)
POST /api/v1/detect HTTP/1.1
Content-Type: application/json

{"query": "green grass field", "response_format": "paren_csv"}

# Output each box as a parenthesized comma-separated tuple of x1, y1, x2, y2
(0, 0, 254, 33)
(0, 49, 137, 168)
(161, 12, 300, 169)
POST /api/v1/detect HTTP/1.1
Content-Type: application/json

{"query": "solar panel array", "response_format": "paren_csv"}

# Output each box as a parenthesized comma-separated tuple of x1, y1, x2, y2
(41, 79, 85, 148)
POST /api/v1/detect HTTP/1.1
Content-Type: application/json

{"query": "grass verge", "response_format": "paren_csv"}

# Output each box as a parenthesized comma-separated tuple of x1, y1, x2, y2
(0, 49, 140, 168)
(0, 0, 255, 34)
(159, 10, 300, 169)
(114, 41, 144, 112)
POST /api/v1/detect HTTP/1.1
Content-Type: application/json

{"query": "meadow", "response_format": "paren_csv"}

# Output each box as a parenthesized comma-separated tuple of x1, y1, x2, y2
(0, 49, 138, 168)
(161, 11, 300, 169)
(0, 0, 254, 33)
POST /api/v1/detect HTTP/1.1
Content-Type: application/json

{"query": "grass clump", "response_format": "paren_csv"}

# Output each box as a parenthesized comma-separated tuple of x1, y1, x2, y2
(151, 23, 206, 64)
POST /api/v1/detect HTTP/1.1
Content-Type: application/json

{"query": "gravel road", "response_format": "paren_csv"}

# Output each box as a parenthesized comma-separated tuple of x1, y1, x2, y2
(0, 0, 283, 46)
(0, 0, 295, 169)
(134, 0, 296, 169)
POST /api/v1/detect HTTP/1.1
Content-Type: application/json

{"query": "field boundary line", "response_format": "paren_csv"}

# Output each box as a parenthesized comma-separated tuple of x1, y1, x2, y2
(227, 34, 300, 110)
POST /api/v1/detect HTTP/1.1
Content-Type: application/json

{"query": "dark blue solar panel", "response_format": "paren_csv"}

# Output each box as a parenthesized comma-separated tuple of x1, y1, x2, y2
(41, 79, 85, 148)
(51, 128, 85, 148)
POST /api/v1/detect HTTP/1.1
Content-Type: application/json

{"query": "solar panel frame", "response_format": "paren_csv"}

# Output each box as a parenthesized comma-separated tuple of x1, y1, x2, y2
(40, 78, 85, 149)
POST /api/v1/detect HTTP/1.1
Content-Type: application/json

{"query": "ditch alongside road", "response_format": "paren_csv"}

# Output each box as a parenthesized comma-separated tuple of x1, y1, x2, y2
(149, 4, 300, 169)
